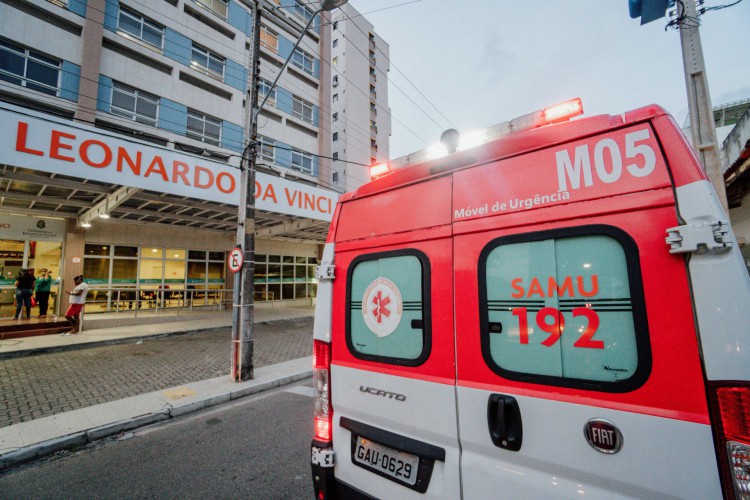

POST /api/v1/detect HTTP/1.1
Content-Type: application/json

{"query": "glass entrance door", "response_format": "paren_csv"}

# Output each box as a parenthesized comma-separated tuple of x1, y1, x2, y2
(0, 239, 62, 316)
(27, 241, 63, 316)
(1, 240, 26, 313)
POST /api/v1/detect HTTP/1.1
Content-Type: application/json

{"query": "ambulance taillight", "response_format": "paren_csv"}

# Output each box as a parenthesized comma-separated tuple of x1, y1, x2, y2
(313, 339, 332, 442)
(709, 383, 750, 499)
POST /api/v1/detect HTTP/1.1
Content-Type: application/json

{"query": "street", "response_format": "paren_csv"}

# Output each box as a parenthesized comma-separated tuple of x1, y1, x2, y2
(0, 318, 313, 428)
(0, 380, 315, 499)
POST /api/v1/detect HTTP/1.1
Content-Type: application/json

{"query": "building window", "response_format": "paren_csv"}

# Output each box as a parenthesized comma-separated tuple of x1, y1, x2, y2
(332, 75, 338, 87)
(369, 50, 375, 63)
(258, 136, 275, 163)
(290, 148, 313, 175)
(293, 0, 315, 23)
(333, 21, 338, 30)
(370, 101, 377, 114)
(332, 132, 338, 142)
(332, 152, 338, 161)
(332, 171, 339, 183)
(371, 139, 377, 148)
(292, 95, 314, 124)
(332, 56, 339, 67)
(260, 26, 278, 53)
(254, 254, 318, 301)
(82, 245, 226, 312)
(332, 38, 338, 48)
(187, 109, 222, 146)
(110, 82, 159, 126)
(117, 7, 164, 49)
(258, 79, 277, 107)
(292, 47, 314, 76)
(0, 40, 60, 96)
(369, 67, 376, 76)
(191, 44, 225, 79)
(370, 120, 377, 133)
(332, 93, 338, 103)
(332, 112, 338, 122)
(369, 84, 376, 95)
(195, 0, 228, 18)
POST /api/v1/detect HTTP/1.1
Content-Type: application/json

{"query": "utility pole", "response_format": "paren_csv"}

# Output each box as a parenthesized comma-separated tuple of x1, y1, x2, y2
(231, 2, 262, 382)
(678, 0, 729, 214)
(231, 0, 348, 381)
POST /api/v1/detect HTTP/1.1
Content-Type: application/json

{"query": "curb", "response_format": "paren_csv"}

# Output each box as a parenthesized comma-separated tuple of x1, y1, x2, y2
(0, 369, 312, 472)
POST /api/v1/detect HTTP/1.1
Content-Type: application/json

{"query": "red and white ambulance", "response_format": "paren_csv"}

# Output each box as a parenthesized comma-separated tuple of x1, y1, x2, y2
(310, 100, 750, 499)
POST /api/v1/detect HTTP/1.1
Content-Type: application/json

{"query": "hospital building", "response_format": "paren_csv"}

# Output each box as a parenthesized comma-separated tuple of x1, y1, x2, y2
(0, 0, 390, 316)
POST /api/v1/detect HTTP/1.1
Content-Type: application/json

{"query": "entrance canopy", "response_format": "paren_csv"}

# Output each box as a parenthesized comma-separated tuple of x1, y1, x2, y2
(0, 103, 337, 242)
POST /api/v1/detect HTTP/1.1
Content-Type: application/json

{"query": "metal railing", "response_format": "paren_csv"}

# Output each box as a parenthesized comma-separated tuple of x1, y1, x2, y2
(84, 286, 232, 316)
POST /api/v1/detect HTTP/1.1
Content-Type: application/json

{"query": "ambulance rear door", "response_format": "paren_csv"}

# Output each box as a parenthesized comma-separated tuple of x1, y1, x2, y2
(452, 123, 722, 499)
(329, 175, 461, 498)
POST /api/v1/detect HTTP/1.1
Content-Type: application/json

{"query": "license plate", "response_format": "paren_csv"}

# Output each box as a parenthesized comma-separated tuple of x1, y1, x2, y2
(354, 436, 419, 486)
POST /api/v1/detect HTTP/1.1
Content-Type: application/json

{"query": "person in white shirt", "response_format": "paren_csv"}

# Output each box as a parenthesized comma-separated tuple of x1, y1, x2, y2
(63, 275, 89, 335)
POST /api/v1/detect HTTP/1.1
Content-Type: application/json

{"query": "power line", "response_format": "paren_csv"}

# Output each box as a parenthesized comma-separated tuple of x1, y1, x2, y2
(337, 3, 456, 131)
(321, 0, 424, 25)
(332, 9, 451, 135)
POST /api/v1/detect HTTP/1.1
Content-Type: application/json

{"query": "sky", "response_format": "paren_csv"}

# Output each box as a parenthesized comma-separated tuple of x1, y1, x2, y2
(346, 0, 750, 159)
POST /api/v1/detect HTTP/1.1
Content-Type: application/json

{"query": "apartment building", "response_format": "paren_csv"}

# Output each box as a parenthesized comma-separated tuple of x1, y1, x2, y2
(329, 3, 391, 192)
(0, 0, 385, 313)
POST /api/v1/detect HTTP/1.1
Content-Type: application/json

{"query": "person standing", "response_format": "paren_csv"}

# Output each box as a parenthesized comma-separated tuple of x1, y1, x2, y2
(14, 269, 35, 320)
(63, 275, 88, 335)
(34, 268, 52, 318)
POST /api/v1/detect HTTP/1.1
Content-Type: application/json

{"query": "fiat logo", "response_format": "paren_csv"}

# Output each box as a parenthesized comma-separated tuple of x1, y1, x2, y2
(584, 419, 623, 454)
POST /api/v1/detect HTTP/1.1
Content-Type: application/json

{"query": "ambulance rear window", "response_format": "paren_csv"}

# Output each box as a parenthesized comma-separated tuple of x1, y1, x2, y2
(346, 250, 431, 366)
(478, 226, 651, 392)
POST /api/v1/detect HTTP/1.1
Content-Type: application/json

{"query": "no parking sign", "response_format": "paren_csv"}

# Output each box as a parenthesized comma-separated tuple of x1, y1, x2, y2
(228, 248, 244, 273)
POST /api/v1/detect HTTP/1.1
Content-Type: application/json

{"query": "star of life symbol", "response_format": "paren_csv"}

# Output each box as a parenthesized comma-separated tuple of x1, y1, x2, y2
(362, 277, 403, 338)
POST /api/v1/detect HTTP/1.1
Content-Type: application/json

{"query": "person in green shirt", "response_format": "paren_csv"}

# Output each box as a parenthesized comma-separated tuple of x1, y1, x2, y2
(34, 268, 52, 318)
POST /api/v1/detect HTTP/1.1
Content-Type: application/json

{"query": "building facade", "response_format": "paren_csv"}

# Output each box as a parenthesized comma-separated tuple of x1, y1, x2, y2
(328, 3, 391, 192)
(0, 0, 388, 315)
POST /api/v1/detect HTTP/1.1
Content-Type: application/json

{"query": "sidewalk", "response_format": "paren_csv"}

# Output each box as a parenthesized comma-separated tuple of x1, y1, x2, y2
(0, 305, 314, 359)
(0, 305, 315, 472)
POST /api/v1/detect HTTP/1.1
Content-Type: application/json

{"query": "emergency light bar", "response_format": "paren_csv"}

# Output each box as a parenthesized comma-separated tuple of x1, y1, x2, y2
(370, 98, 584, 180)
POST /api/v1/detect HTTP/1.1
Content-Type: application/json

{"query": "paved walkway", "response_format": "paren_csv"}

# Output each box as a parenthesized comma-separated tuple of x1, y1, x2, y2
(0, 306, 315, 471)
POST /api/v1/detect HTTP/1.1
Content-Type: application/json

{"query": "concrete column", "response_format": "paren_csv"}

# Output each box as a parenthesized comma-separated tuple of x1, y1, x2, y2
(62, 219, 86, 304)
(75, 0, 106, 124)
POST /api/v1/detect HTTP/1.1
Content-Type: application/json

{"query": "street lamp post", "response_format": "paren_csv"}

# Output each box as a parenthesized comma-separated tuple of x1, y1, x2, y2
(231, 0, 348, 381)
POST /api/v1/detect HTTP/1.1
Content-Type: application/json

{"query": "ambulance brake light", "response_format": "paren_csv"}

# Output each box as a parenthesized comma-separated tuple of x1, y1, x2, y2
(370, 162, 391, 179)
(542, 98, 584, 124)
(313, 340, 333, 443)
(708, 383, 750, 499)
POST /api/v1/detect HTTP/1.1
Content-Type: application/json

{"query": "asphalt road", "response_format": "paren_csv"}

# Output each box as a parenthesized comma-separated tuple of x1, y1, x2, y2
(0, 380, 316, 499)
(0, 318, 313, 428)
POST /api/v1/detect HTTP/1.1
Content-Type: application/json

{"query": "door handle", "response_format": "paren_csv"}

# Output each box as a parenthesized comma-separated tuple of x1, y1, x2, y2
(487, 394, 523, 451)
